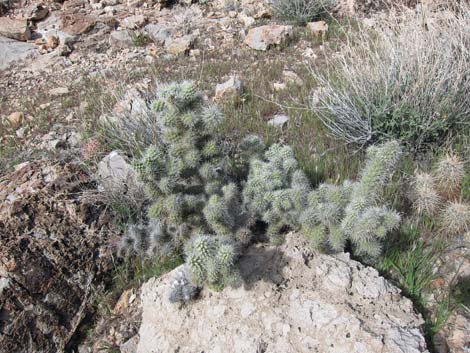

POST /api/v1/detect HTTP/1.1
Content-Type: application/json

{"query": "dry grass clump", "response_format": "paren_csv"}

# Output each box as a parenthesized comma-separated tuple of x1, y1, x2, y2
(270, 0, 337, 24)
(309, 3, 470, 149)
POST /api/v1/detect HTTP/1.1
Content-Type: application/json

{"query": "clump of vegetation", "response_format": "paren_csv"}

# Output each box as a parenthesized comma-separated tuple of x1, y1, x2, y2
(132, 81, 231, 242)
(243, 144, 311, 242)
(112, 81, 406, 303)
(411, 153, 469, 237)
(309, 4, 470, 150)
(435, 154, 466, 200)
(125, 82, 263, 298)
(440, 202, 470, 237)
(184, 234, 239, 289)
(270, 0, 337, 25)
(301, 140, 402, 260)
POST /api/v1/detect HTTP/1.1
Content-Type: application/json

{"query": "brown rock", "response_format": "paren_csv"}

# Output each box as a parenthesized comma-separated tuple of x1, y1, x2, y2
(60, 13, 96, 35)
(0, 161, 113, 353)
(0, 17, 31, 41)
(114, 289, 132, 313)
(6, 112, 24, 128)
(47, 35, 59, 49)
(245, 25, 293, 51)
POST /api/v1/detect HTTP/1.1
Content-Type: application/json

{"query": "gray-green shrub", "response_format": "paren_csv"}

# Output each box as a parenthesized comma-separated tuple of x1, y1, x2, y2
(309, 5, 470, 149)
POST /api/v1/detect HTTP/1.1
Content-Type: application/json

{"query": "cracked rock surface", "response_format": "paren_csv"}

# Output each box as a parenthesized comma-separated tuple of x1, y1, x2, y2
(137, 233, 428, 353)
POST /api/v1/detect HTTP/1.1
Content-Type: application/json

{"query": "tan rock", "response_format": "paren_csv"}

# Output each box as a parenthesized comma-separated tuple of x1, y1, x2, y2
(114, 289, 132, 313)
(307, 21, 328, 36)
(47, 35, 59, 49)
(282, 70, 303, 86)
(0, 17, 31, 41)
(165, 35, 193, 55)
(245, 25, 293, 51)
(6, 112, 24, 128)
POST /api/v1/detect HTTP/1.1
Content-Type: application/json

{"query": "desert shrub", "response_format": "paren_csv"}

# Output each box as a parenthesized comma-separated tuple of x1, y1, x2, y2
(301, 140, 402, 260)
(270, 0, 337, 24)
(309, 4, 470, 150)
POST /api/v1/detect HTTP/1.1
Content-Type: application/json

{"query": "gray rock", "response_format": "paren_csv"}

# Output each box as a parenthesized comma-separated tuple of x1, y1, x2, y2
(121, 14, 146, 29)
(0, 36, 36, 71)
(144, 23, 172, 45)
(97, 151, 136, 189)
(215, 75, 242, 101)
(120, 335, 140, 353)
(109, 30, 134, 48)
(136, 233, 428, 353)
(268, 114, 289, 127)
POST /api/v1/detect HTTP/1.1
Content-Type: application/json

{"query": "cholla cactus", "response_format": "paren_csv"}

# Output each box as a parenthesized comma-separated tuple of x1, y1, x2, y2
(203, 183, 253, 243)
(301, 181, 353, 252)
(118, 220, 174, 258)
(243, 144, 311, 241)
(133, 81, 231, 241)
(301, 141, 402, 260)
(341, 141, 402, 259)
(441, 202, 470, 237)
(435, 154, 465, 200)
(412, 171, 442, 216)
(184, 234, 239, 288)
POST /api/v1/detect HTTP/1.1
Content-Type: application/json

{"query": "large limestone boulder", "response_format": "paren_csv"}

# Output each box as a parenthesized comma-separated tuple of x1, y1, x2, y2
(137, 233, 429, 353)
